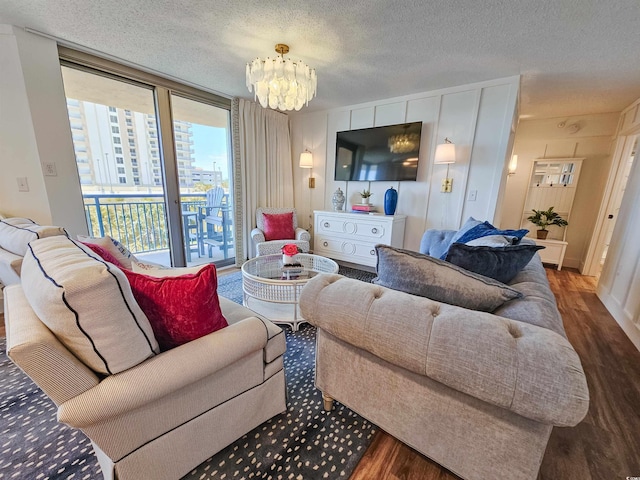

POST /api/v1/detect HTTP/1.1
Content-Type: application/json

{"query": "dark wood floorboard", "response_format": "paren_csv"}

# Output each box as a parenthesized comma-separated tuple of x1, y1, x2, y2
(350, 267, 640, 480)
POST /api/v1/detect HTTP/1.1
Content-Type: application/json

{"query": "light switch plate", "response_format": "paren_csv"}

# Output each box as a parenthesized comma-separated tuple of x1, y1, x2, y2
(17, 177, 29, 192)
(468, 189, 478, 201)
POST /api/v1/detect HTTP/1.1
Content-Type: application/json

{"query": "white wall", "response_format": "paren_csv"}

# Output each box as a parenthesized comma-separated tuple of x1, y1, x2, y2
(291, 77, 519, 251)
(501, 112, 619, 269)
(0, 26, 86, 236)
(597, 98, 640, 351)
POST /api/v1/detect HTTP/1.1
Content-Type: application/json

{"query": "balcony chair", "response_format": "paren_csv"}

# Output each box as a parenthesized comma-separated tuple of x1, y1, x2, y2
(251, 207, 310, 256)
(202, 187, 233, 259)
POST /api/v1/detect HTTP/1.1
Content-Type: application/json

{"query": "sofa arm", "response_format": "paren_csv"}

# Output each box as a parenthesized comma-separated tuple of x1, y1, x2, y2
(5, 285, 100, 406)
(251, 228, 266, 244)
(58, 316, 268, 427)
(295, 228, 310, 243)
(300, 275, 589, 427)
(0, 248, 22, 286)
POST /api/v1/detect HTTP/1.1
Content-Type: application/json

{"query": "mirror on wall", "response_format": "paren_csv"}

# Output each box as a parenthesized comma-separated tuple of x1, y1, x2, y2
(520, 158, 584, 241)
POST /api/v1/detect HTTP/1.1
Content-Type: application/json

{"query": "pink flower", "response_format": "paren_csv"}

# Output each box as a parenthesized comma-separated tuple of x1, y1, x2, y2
(282, 244, 301, 256)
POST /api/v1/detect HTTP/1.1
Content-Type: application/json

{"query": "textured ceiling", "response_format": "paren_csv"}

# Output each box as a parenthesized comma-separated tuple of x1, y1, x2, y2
(1, 0, 639, 119)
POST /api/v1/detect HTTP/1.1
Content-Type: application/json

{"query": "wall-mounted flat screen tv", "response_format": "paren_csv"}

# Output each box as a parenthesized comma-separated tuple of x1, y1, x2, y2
(335, 122, 422, 181)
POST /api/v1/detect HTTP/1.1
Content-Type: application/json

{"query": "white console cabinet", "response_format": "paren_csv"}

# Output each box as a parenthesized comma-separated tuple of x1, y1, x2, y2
(313, 211, 406, 267)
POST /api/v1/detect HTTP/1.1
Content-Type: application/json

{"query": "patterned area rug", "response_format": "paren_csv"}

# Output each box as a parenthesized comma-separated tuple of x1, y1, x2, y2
(0, 266, 377, 479)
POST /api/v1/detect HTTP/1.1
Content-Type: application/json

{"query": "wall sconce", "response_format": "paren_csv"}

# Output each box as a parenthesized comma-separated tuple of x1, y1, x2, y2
(299, 150, 315, 188)
(508, 154, 518, 176)
(434, 138, 456, 193)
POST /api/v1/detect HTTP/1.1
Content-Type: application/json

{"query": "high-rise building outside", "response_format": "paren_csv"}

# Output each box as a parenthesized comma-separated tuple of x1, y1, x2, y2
(66, 99, 196, 194)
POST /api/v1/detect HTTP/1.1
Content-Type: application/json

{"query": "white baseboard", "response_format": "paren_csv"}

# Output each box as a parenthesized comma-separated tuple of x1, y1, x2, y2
(597, 286, 640, 352)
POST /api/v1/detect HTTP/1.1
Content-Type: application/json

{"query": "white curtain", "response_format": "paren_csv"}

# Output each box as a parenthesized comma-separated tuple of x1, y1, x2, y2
(231, 98, 293, 264)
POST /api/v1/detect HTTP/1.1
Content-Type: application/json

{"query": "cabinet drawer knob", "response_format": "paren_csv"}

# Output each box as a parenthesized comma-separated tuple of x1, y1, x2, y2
(371, 227, 378, 234)
(370, 249, 376, 256)
(323, 241, 329, 247)
(323, 222, 330, 228)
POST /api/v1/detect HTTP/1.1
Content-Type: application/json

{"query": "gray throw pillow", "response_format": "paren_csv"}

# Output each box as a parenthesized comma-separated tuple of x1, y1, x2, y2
(445, 243, 545, 284)
(466, 234, 517, 247)
(373, 245, 522, 312)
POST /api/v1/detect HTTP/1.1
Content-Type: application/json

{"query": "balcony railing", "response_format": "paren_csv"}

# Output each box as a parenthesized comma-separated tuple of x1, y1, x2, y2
(83, 193, 207, 254)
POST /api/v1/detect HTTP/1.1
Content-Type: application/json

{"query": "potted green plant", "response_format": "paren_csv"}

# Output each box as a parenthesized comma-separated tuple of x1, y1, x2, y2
(527, 206, 568, 239)
(359, 189, 373, 205)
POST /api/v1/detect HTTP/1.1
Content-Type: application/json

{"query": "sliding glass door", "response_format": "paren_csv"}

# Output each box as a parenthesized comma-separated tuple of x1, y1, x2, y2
(171, 95, 234, 266)
(60, 63, 233, 267)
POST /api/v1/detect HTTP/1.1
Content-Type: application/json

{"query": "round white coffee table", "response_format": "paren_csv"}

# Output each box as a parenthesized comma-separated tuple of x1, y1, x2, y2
(241, 253, 339, 331)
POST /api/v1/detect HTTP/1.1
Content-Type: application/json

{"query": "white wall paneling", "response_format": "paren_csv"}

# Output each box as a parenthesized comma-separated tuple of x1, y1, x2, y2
(350, 107, 374, 130)
(425, 90, 479, 231)
(462, 83, 518, 226)
(290, 76, 520, 252)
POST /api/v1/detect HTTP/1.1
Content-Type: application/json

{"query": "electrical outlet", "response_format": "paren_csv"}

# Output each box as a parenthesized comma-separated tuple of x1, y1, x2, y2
(17, 177, 29, 192)
(468, 189, 478, 202)
(43, 162, 57, 176)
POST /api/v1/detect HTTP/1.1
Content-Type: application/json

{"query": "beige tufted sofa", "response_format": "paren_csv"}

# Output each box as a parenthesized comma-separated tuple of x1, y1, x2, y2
(299, 252, 589, 480)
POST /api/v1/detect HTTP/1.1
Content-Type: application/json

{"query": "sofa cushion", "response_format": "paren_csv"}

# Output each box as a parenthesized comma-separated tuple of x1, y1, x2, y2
(445, 243, 545, 284)
(21, 236, 159, 375)
(373, 245, 522, 311)
(262, 212, 295, 241)
(0, 218, 68, 256)
(76, 235, 136, 270)
(123, 264, 228, 351)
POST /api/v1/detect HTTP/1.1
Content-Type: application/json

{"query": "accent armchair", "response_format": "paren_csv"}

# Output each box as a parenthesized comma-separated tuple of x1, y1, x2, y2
(5, 245, 286, 480)
(251, 207, 310, 256)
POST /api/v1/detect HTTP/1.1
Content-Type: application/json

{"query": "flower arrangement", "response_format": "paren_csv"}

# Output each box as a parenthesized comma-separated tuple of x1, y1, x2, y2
(282, 244, 302, 256)
(282, 243, 302, 266)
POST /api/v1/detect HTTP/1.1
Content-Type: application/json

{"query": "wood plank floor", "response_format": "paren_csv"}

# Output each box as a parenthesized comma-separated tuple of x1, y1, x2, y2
(350, 267, 640, 480)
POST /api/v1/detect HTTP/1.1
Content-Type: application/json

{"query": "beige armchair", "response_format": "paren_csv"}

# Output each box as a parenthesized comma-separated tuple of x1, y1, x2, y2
(5, 284, 286, 480)
(250, 207, 310, 256)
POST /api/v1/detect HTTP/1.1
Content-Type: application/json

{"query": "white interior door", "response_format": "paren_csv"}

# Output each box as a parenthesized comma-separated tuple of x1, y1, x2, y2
(583, 134, 638, 276)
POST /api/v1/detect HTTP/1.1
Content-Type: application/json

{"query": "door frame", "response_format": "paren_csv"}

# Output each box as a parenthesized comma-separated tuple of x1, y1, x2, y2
(583, 130, 639, 276)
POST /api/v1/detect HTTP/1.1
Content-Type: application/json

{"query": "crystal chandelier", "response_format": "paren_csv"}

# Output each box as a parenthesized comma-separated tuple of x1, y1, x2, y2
(388, 133, 420, 154)
(246, 43, 317, 111)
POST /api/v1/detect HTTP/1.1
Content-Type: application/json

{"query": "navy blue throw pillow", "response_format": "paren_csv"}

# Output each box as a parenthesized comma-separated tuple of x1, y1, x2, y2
(445, 243, 545, 284)
(455, 221, 529, 245)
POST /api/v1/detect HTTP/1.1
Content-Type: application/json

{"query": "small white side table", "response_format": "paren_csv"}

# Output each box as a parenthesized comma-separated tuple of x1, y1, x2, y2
(533, 238, 568, 271)
(241, 254, 339, 331)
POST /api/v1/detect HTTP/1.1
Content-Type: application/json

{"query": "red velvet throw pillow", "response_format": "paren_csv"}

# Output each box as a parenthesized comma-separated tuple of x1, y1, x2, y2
(80, 242, 125, 268)
(123, 264, 228, 351)
(262, 212, 295, 241)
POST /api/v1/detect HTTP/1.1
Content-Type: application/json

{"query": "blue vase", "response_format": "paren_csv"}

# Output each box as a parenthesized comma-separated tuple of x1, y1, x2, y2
(384, 187, 398, 215)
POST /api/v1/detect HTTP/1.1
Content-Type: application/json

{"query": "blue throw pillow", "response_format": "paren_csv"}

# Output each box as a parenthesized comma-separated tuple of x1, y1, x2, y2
(455, 221, 529, 245)
(445, 243, 545, 284)
(449, 217, 483, 245)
